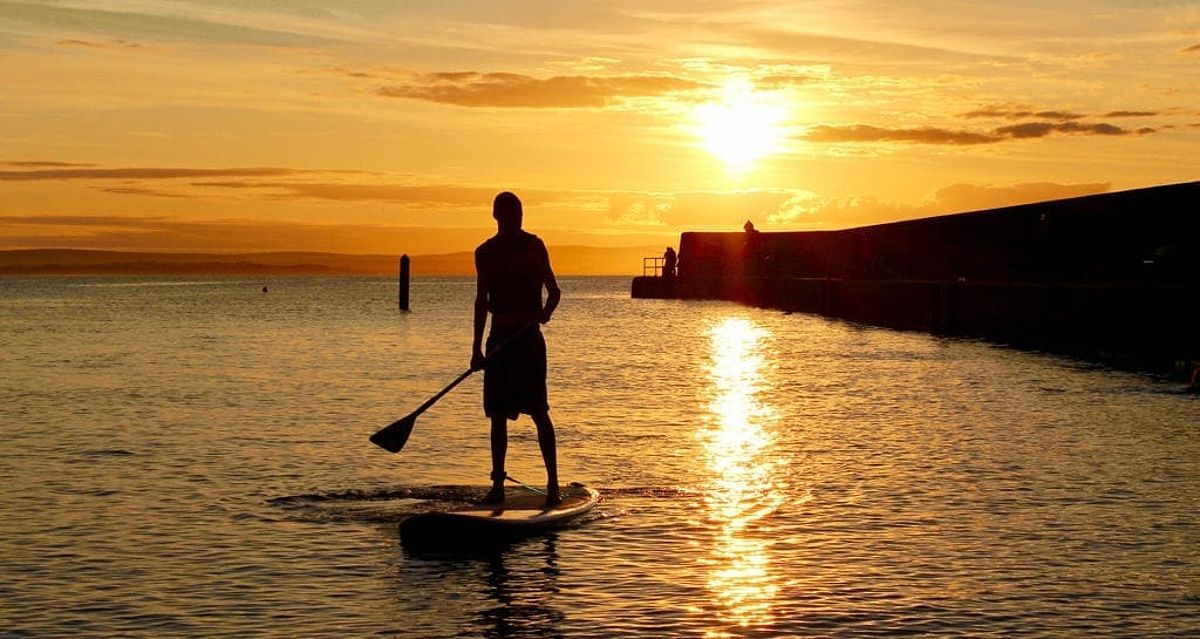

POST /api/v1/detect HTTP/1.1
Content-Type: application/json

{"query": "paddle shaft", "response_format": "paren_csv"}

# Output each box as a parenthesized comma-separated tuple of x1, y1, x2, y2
(411, 320, 538, 419)
(391, 319, 537, 420)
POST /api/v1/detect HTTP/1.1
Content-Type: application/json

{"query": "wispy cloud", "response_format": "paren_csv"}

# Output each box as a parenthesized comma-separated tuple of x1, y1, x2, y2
(804, 124, 1000, 145)
(0, 215, 491, 254)
(805, 120, 1154, 145)
(0, 166, 353, 181)
(0, 1, 340, 48)
(771, 182, 1111, 227)
(57, 38, 144, 50)
(1180, 43, 1200, 53)
(1102, 110, 1159, 117)
(376, 71, 707, 108)
(3, 160, 97, 167)
(993, 121, 1153, 138)
(95, 186, 191, 199)
(192, 180, 500, 204)
(190, 180, 601, 208)
(960, 107, 1085, 121)
(738, 26, 1006, 64)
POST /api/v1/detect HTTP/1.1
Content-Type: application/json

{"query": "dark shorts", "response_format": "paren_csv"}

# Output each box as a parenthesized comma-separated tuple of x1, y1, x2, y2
(483, 325, 548, 419)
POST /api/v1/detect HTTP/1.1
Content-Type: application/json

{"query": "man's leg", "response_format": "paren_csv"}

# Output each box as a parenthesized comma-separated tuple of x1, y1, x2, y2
(480, 415, 508, 503)
(532, 411, 561, 505)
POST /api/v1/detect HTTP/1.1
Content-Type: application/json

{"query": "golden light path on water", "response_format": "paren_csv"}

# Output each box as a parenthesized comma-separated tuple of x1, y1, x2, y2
(699, 316, 789, 636)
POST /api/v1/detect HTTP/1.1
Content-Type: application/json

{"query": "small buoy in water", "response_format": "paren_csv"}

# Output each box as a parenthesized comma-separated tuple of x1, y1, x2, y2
(262, 285, 268, 293)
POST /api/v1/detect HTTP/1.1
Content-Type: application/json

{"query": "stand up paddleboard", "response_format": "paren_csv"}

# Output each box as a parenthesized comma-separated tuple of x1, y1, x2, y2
(400, 483, 599, 549)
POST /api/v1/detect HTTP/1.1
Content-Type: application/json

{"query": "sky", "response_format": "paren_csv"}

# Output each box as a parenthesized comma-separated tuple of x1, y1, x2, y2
(1, 0, 1198, 256)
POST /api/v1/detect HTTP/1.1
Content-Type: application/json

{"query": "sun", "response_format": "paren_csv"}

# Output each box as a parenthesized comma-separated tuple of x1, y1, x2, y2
(692, 78, 786, 173)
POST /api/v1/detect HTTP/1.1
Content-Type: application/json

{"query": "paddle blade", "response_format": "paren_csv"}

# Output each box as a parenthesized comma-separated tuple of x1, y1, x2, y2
(370, 413, 417, 453)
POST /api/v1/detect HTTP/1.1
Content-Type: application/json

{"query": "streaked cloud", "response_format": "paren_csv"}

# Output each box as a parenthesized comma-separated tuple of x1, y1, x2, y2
(1102, 110, 1159, 118)
(772, 182, 1111, 227)
(960, 107, 1085, 121)
(0, 214, 491, 254)
(804, 125, 1000, 146)
(0, 1, 340, 47)
(805, 120, 1154, 145)
(738, 27, 1005, 64)
(57, 38, 144, 50)
(993, 121, 1154, 138)
(0, 166, 345, 181)
(376, 71, 708, 108)
(95, 186, 191, 199)
(3, 160, 97, 167)
(192, 180, 504, 205)
(925, 182, 1110, 214)
(1181, 43, 1200, 53)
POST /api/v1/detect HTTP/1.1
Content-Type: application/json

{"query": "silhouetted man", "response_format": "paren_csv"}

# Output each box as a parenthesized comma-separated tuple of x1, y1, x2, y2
(663, 246, 677, 278)
(471, 191, 562, 506)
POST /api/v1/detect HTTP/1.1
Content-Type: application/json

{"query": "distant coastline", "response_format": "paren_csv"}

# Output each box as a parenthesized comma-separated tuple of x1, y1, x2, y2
(0, 246, 657, 277)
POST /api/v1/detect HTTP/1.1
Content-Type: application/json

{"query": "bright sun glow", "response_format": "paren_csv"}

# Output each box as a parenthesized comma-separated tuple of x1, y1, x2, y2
(693, 78, 787, 173)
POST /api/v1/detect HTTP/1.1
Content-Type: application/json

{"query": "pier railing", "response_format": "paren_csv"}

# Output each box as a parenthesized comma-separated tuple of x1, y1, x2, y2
(642, 257, 665, 277)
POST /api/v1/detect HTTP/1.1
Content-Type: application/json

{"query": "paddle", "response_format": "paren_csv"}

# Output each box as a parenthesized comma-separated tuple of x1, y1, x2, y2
(370, 321, 538, 453)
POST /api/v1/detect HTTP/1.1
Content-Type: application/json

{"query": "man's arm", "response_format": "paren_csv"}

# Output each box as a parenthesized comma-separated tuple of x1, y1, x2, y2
(539, 240, 561, 324)
(471, 248, 489, 370)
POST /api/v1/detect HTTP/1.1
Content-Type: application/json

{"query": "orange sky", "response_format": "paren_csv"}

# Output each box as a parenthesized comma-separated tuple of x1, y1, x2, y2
(1, 1, 1198, 255)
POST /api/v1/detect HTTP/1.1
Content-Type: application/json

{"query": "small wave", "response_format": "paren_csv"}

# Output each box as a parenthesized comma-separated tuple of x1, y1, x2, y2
(268, 484, 485, 507)
(269, 484, 694, 509)
(596, 486, 700, 499)
(69, 280, 246, 288)
(78, 449, 136, 457)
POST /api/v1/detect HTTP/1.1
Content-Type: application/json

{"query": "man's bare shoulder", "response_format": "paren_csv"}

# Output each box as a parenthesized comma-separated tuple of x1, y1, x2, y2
(475, 235, 500, 256)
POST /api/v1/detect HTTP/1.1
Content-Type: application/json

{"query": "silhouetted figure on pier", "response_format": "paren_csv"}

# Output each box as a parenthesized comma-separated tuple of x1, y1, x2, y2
(744, 219, 758, 233)
(1188, 363, 1200, 394)
(472, 191, 563, 507)
(663, 247, 677, 278)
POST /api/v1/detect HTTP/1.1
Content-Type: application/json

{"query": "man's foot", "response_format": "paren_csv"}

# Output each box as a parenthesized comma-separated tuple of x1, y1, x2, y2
(479, 485, 505, 505)
(544, 485, 562, 508)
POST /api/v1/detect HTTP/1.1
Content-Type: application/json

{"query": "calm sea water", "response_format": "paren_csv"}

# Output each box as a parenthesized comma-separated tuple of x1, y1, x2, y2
(1, 275, 1198, 638)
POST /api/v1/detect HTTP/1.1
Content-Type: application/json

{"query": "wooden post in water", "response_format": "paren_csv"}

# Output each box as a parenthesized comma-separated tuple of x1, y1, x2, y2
(398, 254, 410, 311)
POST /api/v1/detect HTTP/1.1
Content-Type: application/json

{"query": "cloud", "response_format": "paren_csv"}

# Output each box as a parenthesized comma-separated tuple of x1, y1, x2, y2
(772, 182, 1112, 228)
(925, 182, 1110, 214)
(376, 71, 707, 108)
(755, 72, 820, 88)
(960, 107, 1085, 121)
(0, 1, 339, 48)
(95, 186, 191, 199)
(804, 124, 1001, 145)
(3, 160, 97, 167)
(993, 121, 1152, 138)
(0, 180, 1120, 254)
(741, 27, 1002, 64)
(0, 166, 337, 181)
(1102, 110, 1159, 117)
(0, 214, 671, 256)
(1180, 43, 1200, 53)
(804, 120, 1154, 145)
(0, 215, 491, 254)
(192, 180, 503, 205)
(57, 38, 144, 50)
(603, 189, 807, 228)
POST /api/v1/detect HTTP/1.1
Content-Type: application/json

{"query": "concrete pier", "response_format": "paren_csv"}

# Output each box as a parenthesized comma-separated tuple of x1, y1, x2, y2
(633, 181, 1199, 371)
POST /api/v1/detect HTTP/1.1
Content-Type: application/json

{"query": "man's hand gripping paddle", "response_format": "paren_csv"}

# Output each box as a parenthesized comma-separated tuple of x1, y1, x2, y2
(369, 321, 537, 453)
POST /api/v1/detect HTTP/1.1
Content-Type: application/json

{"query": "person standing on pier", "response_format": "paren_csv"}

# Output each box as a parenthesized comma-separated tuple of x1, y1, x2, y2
(471, 191, 563, 506)
(663, 246, 677, 278)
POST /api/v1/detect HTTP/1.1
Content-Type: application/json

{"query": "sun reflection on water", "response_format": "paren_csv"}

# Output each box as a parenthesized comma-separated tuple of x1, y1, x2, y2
(700, 316, 785, 635)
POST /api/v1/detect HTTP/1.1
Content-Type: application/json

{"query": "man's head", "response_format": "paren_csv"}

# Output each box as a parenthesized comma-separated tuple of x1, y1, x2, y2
(493, 191, 523, 232)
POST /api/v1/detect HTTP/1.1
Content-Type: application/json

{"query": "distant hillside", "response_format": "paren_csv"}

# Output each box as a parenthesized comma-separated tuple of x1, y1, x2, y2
(0, 246, 661, 276)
